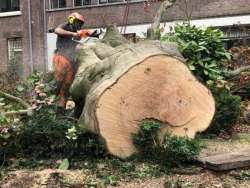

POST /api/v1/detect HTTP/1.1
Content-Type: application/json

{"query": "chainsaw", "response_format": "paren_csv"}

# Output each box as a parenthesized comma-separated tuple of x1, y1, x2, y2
(73, 29, 103, 45)
(48, 28, 102, 45)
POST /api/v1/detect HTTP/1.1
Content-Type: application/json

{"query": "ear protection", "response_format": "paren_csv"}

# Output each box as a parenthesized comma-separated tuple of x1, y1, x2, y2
(68, 15, 76, 24)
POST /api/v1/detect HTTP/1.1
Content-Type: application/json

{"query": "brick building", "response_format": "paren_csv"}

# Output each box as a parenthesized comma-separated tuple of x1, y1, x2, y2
(0, 0, 250, 76)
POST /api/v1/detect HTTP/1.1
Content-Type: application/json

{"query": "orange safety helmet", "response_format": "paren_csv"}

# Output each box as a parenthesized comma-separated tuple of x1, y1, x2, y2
(68, 12, 85, 24)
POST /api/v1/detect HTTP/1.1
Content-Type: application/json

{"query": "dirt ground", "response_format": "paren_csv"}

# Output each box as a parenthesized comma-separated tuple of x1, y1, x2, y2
(1, 132, 250, 188)
(1, 168, 250, 188)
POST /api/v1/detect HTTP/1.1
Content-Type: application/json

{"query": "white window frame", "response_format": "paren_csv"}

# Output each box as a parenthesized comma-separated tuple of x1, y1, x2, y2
(8, 38, 22, 61)
(0, 11, 21, 17)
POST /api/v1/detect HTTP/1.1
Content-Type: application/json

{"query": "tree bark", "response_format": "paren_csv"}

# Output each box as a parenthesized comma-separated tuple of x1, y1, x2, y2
(226, 65, 250, 77)
(147, 0, 176, 40)
(70, 25, 215, 159)
(0, 90, 33, 116)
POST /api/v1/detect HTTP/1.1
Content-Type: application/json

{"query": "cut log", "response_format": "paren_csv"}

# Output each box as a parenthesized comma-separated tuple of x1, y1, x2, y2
(70, 25, 215, 159)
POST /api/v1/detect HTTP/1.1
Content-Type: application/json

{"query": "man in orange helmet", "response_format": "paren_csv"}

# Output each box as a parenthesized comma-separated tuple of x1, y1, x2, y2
(53, 12, 98, 116)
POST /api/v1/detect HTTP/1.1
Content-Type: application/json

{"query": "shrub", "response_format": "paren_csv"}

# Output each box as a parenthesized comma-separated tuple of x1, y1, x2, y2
(133, 120, 161, 158)
(161, 133, 202, 167)
(133, 120, 202, 167)
(162, 22, 230, 83)
(2, 105, 105, 159)
(207, 85, 241, 134)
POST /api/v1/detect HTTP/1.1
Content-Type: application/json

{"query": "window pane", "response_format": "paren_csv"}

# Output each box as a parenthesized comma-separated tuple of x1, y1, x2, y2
(75, 0, 82, 6)
(108, 0, 124, 3)
(0, 0, 20, 12)
(7, 38, 22, 77)
(59, 0, 66, 8)
(0, 0, 8, 12)
(99, 0, 107, 4)
(51, 0, 59, 9)
(11, 0, 19, 11)
(74, 0, 91, 6)
(51, 0, 66, 9)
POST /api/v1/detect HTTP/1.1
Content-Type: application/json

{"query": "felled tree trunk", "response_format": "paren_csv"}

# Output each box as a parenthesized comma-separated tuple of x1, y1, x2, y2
(70, 25, 215, 159)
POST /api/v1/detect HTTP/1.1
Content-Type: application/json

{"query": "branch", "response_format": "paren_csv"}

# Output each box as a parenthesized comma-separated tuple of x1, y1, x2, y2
(225, 65, 250, 77)
(152, 0, 175, 31)
(0, 90, 30, 109)
(101, 25, 129, 47)
(0, 90, 33, 116)
(148, 0, 176, 40)
(4, 109, 33, 116)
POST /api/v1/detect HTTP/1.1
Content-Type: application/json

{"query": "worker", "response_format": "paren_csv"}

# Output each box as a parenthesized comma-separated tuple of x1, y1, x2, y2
(53, 12, 100, 116)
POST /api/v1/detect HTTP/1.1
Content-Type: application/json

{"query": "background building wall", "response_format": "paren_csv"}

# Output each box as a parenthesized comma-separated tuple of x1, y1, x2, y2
(1, 0, 250, 76)
(0, 11, 23, 74)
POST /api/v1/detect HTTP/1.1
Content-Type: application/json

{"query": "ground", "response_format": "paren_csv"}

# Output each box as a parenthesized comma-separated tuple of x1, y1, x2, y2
(1, 131, 250, 188)
(1, 76, 250, 188)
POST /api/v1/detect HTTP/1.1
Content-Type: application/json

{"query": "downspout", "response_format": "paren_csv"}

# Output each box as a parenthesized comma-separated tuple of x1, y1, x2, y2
(43, 0, 48, 71)
(28, 0, 34, 72)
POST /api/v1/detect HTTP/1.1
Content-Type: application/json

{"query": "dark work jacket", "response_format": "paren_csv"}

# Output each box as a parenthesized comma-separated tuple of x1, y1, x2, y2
(56, 23, 78, 72)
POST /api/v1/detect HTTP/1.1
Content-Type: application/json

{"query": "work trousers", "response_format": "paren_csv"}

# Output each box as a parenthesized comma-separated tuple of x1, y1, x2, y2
(53, 53, 74, 108)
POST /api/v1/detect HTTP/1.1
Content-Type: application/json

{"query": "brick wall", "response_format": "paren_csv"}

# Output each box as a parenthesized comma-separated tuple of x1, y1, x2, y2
(46, 0, 250, 29)
(0, 15, 24, 74)
(1, 0, 250, 77)
(0, 0, 46, 77)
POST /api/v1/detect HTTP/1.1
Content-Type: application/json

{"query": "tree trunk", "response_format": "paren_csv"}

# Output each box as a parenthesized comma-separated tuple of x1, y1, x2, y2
(70, 25, 215, 159)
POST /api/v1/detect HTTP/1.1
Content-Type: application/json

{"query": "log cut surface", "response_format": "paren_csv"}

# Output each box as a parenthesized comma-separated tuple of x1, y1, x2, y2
(70, 26, 215, 158)
(96, 55, 215, 157)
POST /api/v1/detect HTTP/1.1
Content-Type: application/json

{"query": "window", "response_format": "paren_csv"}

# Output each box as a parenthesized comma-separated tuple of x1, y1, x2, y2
(74, 0, 91, 6)
(50, 0, 66, 9)
(7, 38, 22, 76)
(8, 38, 22, 61)
(219, 25, 250, 50)
(0, 0, 20, 13)
(99, 0, 124, 4)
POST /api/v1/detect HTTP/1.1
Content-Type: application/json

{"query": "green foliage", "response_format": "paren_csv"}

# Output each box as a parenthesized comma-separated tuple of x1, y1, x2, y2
(207, 85, 241, 134)
(162, 23, 230, 83)
(27, 71, 43, 85)
(133, 120, 202, 167)
(133, 120, 161, 158)
(58, 158, 70, 170)
(2, 105, 105, 159)
(161, 133, 202, 167)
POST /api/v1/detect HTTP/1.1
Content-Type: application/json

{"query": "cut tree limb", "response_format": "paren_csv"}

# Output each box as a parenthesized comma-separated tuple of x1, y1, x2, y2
(0, 90, 33, 116)
(0, 90, 30, 109)
(4, 110, 32, 116)
(225, 65, 250, 77)
(71, 25, 215, 159)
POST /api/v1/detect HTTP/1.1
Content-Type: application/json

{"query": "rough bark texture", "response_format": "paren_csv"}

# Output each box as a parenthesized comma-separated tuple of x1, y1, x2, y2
(70, 25, 215, 159)
(147, 0, 176, 40)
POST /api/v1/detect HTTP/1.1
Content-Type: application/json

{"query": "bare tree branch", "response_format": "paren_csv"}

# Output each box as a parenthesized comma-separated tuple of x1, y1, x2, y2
(0, 90, 33, 116)
(225, 65, 250, 77)
(147, 0, 176, 40)
(4, 110, 32, 116)
(0, 90, 30, 109)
